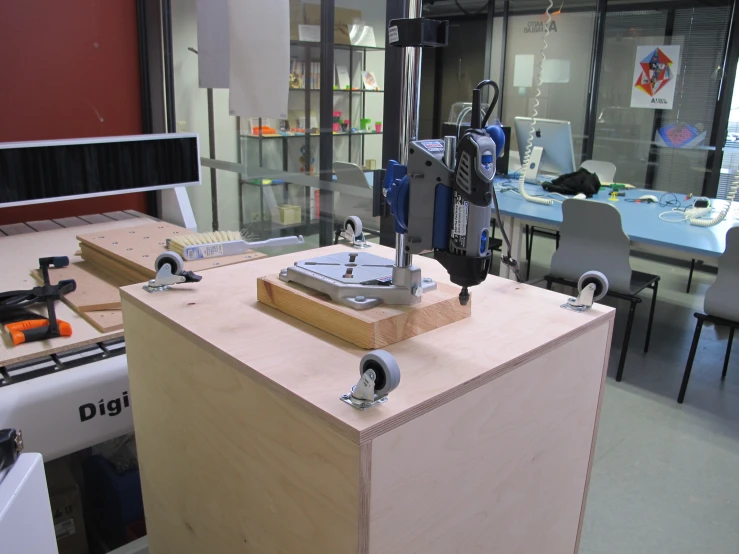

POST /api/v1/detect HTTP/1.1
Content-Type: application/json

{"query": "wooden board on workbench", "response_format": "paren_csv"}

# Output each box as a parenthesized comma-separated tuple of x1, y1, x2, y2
(256, 274, 471, 349)
(33, 262, 132, 312)
(31, 262, 128, 333)
(78, 222, 268, 280)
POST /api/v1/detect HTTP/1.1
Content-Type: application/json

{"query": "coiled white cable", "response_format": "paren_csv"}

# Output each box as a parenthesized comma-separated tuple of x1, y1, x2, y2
(689, 174, 739, 226)
(518, 0, 554, 206)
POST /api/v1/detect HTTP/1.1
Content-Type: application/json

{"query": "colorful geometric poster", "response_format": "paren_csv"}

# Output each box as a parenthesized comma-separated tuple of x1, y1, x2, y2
(630, 45, 681, 109)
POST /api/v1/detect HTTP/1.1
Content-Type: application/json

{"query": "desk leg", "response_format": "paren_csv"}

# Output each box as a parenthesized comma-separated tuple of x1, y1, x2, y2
(498, 216, 523, 280)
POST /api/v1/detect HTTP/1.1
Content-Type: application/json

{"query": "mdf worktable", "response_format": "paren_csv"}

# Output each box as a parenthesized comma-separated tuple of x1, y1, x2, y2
(120, 244, 615, 554)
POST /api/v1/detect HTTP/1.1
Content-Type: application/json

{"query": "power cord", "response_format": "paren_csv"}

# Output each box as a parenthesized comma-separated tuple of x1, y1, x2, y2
(518, 0, 554, 206)
(690, 173, 738, 226)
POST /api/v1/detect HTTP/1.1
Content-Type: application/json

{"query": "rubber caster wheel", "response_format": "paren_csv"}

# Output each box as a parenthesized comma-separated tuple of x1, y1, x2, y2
(359, 350, 400, 396)
(578, 271, 608, 302)
(345, 215, 363, 237)
(155, 251, 184, 275)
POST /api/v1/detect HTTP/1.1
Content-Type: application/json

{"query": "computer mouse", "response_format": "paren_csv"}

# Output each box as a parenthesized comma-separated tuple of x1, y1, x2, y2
(639, 194, 659, 203)
(574, 193, 587, 199)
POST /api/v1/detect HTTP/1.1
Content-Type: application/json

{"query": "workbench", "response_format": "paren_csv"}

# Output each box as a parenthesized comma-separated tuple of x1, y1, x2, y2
(0, 216, 152, 460)
(121, 244, 615, 554)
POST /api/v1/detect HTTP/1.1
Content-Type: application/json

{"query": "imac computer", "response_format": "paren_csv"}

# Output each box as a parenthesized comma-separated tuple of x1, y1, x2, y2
(513, 117, 576, 180)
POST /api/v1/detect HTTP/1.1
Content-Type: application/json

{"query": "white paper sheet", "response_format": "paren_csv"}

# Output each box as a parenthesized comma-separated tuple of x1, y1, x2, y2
(541, 59, 571, 84)
(196, 0, 230, 88)
(228, 0, 290, 119)
(513, 54, 534, 88)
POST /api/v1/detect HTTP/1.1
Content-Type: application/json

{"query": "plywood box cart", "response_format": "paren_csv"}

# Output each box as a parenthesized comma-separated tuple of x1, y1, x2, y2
(121, 244, 614, 554)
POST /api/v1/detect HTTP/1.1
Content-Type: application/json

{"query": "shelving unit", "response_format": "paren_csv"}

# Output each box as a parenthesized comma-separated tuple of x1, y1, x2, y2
(239, 39, 384, 239)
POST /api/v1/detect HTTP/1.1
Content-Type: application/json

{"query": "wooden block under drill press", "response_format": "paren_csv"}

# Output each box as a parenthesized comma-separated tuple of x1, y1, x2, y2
(256, 274, 471, 349)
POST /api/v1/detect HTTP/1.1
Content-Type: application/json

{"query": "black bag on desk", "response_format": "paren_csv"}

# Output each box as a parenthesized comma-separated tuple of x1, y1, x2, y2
(542, 168, 602, 198)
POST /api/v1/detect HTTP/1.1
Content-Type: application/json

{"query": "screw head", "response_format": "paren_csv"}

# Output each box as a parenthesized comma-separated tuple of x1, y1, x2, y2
(355, 295, 366, 302)
(422, 277, 433, 283)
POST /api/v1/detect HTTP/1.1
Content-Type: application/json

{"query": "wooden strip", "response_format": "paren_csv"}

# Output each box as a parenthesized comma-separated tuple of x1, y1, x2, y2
(358, 441, 372, 554)
(0, 223, 35, 235)
(256, 275, 471, 349)
(103, 211, 137, 221)
(52, 217, 89, 228)
(574, 317, 615, 554)
(26, 220, 63, 232)
(78, 214, 115, 224)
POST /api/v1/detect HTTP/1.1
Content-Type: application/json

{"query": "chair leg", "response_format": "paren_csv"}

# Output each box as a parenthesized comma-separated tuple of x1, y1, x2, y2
(722, 327, 735, 380)
(686, 259, 696, 293)
(545, 279, 553, 291)
(644, 281, 659, 353)
(616, 301, 638, 382)
(678, 318, 704, 403)
(555, 231, 560, 249)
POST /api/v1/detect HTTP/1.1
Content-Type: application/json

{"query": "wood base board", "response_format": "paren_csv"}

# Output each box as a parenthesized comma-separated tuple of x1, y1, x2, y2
(256, 274, 471, 349)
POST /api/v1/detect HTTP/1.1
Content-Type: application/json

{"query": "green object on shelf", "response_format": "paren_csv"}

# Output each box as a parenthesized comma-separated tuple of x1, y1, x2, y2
(609, 183, 627, 191)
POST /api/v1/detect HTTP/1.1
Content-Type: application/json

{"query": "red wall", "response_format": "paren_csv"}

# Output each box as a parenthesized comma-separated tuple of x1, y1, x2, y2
(0, 0, 148, 225)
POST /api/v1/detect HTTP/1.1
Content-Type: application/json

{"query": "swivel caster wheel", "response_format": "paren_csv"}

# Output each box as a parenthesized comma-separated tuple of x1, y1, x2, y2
(562, 270, 609, 312)
(144, 252, 202, 293)
(340, 350, 401, 410)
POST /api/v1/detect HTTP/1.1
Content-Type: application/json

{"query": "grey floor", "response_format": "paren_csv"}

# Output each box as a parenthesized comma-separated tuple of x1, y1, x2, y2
(512, 234, 739, 554)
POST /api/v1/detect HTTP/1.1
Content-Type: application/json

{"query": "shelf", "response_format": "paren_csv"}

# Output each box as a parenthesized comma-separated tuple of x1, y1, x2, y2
(242, 132, 383, 139)
(289, 88, 384, 93)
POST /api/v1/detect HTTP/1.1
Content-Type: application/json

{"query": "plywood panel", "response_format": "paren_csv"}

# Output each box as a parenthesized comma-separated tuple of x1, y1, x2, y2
(0, 218, 150, 367)
(32, 261, 129, 312)
(78, 222, 267, 279)
(123, 300, 361, 554)
(257, 275, 471, 349)
(121, 244, 615, 444)
(368, 324, 611, 554)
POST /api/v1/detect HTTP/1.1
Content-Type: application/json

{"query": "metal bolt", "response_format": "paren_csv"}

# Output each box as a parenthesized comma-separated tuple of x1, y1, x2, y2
(412, 286, 423, 298)
(356, 296, 366, 302)
(422, 278, 433, 283)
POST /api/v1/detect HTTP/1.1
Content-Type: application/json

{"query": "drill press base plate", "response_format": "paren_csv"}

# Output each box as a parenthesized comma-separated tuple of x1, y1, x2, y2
(256, 272, 470, 349)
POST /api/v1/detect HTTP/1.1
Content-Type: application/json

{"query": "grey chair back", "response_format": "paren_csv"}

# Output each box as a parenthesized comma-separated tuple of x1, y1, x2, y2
(705, 226, 739, 321)
(550, 199, 633, 293)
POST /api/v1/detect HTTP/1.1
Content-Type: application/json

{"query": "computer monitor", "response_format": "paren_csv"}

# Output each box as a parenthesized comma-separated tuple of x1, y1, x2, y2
(513, 117, 576, 179)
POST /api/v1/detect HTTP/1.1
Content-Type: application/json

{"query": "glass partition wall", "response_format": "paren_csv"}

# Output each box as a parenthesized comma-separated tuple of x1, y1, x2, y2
(172, 0, 386, 246)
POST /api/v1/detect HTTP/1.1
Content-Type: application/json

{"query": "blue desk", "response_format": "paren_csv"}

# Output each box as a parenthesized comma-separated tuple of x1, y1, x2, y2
(492, 178, 739, 279)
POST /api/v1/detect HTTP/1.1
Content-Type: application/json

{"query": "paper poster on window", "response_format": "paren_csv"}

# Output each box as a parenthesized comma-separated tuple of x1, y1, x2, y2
(630, 45, 680, 109)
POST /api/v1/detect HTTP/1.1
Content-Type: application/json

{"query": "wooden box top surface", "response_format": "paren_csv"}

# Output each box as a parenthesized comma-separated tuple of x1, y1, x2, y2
(121, 244, 615, 444)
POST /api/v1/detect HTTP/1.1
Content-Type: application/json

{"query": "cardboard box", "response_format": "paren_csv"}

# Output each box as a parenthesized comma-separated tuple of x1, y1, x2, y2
(304, 4, 362, 45)
(47, 463, 89, 554)
(271, 204, 302, 226)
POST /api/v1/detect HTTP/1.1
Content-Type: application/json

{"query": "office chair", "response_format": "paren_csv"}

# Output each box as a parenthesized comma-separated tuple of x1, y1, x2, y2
(678, 226, 739, 403)
(544, 200, 660, 382)
(524, 161, 617, 280)
(580, 160, 617, 184)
